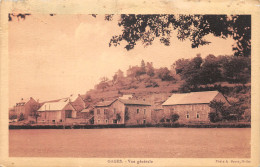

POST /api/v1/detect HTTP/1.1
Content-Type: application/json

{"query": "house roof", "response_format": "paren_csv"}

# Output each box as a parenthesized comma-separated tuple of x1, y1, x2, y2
(41, 98, 69, 104)
(38, 101, 69, 111)
(95, 100, 116, 107)
(95, 98, 151, 107)
(162, 91, 220, 106)
(118, 99, 151, 106)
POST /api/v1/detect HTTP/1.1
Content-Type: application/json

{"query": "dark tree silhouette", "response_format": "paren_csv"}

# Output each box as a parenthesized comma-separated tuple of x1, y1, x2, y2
(108, 14, 251, 57)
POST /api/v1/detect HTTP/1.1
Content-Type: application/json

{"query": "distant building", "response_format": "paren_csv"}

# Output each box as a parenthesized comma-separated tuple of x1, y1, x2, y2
(162, 91, 229, 123)
(94, 98, 151, 125)
(69, 94, 86, 112)
(120, 94, 133, 100)
(14, 97, 39, 120)
(77, 105, 94, 120)
(37, 101, 77, 123)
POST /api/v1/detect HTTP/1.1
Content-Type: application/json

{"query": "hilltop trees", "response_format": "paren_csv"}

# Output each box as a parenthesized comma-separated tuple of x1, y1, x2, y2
(174, 54, 251, 89)
(96, 77, 109, 91)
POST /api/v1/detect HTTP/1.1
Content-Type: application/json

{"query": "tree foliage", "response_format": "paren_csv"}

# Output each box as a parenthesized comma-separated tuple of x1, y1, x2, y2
(18, 113, 25, 121)
(108, 14, 251, 57)
(156, 67, 174, 81)
(30, 104, 41, 123)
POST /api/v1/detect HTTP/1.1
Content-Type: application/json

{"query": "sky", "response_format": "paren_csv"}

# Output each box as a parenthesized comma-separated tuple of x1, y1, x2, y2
(9, 14, 236, 107)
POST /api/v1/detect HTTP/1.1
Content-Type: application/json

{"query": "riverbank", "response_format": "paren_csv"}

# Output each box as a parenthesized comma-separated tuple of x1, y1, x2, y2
(9, 122, 251, 129)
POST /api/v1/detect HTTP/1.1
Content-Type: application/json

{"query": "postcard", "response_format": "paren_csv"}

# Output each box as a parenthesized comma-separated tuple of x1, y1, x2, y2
(0, 0, 259, 166)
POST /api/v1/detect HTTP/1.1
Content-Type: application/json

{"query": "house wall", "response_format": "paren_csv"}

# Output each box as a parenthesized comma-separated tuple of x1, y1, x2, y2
(14, 105, 25, 119)
(14, 98, 39, 120)
(163, 104, 211, 123)
(125, 105, 151, 125)
(38, 103, 76, 123)
(151, 109, 164, 124)
(39, 111, 62, 123)
(94, 100, 125, 125)
(63, 104, 77, 118)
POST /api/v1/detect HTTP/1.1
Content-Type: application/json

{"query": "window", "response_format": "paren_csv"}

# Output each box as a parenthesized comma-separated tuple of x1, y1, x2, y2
(98, 119, 100, 124)
(52, 120, 55, 123)
(97, 109, 100, 114)
(196, 113, 200, 119)
(186, 114, 190, 119)
(144, 109, 146, 115)
(104, 109, 108, 114)
(113, 108, 116, 114)
(137, 109, 139, 114)
(65, 110, 72, 118)
(137, 120, 139, 124)
(143, 119, 146, 124)
(113, 119, 117, 124)
(105, 119, 108, 123)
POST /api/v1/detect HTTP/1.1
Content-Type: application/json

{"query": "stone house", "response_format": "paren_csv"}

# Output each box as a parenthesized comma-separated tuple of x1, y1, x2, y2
(162, 91, 229, 123)
(37, 101, 77, 123)
(94, 98, 151, 125)
(14, 97, 39, 120)
(69, 94, 86, 116)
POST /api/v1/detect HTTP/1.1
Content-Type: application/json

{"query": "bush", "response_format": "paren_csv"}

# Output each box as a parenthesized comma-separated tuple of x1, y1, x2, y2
(18, 113, 25, 121)
(208, 112, 221, 123)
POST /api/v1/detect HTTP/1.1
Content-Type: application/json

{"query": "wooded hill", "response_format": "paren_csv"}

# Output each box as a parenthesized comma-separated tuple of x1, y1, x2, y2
(85, 54, 251, 121)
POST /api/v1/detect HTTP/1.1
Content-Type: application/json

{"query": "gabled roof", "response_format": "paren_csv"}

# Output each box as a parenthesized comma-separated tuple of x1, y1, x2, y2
(95, 100, 117, 107)
(41, 98, 69, 104)
(38, 101, 68, 111)
(162, 91, 220, 106)
(118, 99, 151, 106)
(95, 98, 151, 107)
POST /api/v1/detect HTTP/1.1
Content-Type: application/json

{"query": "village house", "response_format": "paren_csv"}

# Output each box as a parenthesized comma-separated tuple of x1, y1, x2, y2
(94, 98, 151, 125)
(13, 97, 39, 120)
(37, 100, 77, 123)
(162, 91, 230, 123)
(69, 94, 86, 112)
(77, 104, 94, 123)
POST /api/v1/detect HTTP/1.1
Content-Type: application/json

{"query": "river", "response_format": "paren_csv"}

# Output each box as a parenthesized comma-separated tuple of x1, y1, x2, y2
(9, 128, 250, 158)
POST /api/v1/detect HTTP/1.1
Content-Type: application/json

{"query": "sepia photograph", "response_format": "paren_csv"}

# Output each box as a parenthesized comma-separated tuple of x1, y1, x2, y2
(1, 0, 259, 167)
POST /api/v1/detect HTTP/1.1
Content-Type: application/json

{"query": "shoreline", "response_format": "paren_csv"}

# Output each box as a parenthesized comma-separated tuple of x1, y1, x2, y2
(9, 122, 251, 129)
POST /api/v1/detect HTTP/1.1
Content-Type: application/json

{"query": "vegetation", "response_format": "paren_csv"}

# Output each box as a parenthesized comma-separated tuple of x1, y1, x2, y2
(30, 104, 41, 123)
(124, 107, 130, 121)
(18, 113, 25, 121)
(106, 15, 251, 57)
(10, 14, 251, 57)
(208, 100, 245, 123)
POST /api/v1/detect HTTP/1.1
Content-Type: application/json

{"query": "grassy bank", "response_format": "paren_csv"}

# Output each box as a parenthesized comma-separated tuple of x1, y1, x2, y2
(9, 122, 250, 129)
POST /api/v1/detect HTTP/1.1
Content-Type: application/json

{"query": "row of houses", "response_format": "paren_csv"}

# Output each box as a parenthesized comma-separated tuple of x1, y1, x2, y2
(10, 91, 230, 125)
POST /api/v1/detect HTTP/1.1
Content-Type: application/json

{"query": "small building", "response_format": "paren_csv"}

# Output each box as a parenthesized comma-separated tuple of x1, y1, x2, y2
(77, 105, 94, 119)
(37, 101, 77, 123)
(69, 94, 86, 112)
(120, 94, 133, 100)
(94, 98, 151, 125)
(162, 91, 229, 123)
(14, 97, 39, 120)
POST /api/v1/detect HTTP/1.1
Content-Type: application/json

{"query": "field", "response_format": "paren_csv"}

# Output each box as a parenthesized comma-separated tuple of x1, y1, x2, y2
(9, 128, 250, 158)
